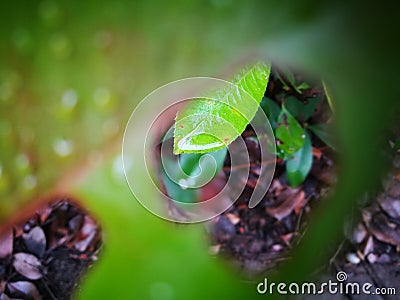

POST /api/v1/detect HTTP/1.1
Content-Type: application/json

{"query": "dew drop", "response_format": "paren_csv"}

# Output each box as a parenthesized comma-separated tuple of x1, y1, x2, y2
(23, 175, 37, 190)
(346, 252, 361, 264)
(177, 133, 224, 152)
(112, 154, 132, 184)
(61, 89, 78, 108)
(178, 178, 187, 189)
(53, 139, 73, 157)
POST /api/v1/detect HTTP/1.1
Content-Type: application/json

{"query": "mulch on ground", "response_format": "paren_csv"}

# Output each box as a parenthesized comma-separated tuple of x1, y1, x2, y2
(0, 199, 101, 300)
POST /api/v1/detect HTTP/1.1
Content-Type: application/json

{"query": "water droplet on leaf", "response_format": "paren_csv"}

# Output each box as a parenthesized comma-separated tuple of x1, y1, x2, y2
(53, 139, 73, 157)
(61, 89, 78, 108)
(177, 133, 224, 152)
(23, 175, 37, 190)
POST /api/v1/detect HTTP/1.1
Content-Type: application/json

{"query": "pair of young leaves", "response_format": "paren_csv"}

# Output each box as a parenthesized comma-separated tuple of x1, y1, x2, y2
(165, 62, 332, 203)
(263, 96, 315, 187)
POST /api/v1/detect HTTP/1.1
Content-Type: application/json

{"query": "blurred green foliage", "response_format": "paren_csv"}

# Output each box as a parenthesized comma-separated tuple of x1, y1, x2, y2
(161, 148, 227, 203)
(1, 0, 399, 299)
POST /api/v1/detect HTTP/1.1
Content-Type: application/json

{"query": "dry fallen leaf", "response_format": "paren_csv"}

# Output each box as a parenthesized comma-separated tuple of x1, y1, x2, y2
(225, 213, 240, 225)
(23, 226, 46, 258)
(267, 189, 305, 221)
(0, 280, 6, 294)
(312, 147, 322, 159)
(0, 293, 10, 300)
(0, 229, 13, 259)
(378, 195, 400, 219)
(363, 212, 400, 251)
(13, 253, 43, 280)
(74, 216, 97, 252)
(7, 281, 41, 300)
(280, 233, 295, 246)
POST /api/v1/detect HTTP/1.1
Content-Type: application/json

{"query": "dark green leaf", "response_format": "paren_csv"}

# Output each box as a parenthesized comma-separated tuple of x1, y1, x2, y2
(277, 67, 296, 90)
(161, 148, 227, 203)
(284, 96, 321, 122)
(286, 133, 313, 187)
(276, 67, 306, 94)
(179, 148, 227, 178)
(276, 106, 305, 158)
(260, 97, 281, 129)
(393, 139, 400, 151)
(161, 167, 198, 204)
(308, 123, 337, 150)
(174, 62, 271, 154)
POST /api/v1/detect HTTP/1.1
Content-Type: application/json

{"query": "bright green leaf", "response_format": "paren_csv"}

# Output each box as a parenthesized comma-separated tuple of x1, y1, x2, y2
(173, 62, 271, 154)
(297, 81, 310, 91)
(308, 123, 337, 150)
(276, 106, 305, 158)
(286, 132, 313, 187)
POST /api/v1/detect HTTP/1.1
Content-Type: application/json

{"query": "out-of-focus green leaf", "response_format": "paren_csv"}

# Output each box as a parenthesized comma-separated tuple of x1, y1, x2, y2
(77, 161, 252, 300)
(276, 67, 301, 94)
(297, 82, 310, 91)
(276, 67, 311, 94)
(161, 167, 198, 204)
(179, 148, 227, 178)
(393, 138, 400, 151)
(276, 67, 296, 91)
(308, 123, 337, 150)
(173, 62, 271, 154)
(161, 148, 227, 203)
(276, 106, 305, 158)
(284, 96, 321, 122)
(260, 96, 281, 129)
(286, 133, 313, 187)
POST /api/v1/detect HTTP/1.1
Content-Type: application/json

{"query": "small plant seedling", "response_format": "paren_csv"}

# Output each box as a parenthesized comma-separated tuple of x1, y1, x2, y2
(162, 63, 335, 204)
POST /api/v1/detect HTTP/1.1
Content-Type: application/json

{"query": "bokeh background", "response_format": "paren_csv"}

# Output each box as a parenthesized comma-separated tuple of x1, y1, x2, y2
(0, 1, 399, 299)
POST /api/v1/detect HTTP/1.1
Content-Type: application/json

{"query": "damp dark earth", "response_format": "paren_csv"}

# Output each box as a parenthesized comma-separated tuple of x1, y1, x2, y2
(0, 199, 101, 300)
